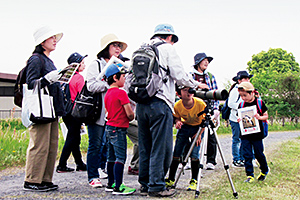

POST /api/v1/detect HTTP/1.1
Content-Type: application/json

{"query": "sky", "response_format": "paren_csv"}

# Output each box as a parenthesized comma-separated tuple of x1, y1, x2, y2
(1, 0, 300, 89)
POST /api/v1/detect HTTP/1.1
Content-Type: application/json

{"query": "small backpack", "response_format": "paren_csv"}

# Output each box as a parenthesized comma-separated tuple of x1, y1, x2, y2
(221, 95, 240, 120)
(61, 83, 74, 115)
(128, 42, 169, 103)
(14, 53, 44, 108)
(240, 99, 268, 138)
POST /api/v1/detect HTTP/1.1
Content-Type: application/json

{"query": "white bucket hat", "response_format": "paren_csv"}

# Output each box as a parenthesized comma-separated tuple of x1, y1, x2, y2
(33, 26, 63, 46)
(98, 33, 127, 55)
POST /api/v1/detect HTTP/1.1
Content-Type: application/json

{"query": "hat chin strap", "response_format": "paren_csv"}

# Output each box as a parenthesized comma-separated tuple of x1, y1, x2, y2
(197, 65, 206, 74)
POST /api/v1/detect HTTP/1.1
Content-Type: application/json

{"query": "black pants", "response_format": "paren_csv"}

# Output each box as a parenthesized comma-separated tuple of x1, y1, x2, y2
(58, 115, 84, 167)
(206, 129, 217, 165)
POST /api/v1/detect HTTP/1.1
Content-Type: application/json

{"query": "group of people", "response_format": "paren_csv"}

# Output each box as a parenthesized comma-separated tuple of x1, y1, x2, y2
(22, 23, 269, 197)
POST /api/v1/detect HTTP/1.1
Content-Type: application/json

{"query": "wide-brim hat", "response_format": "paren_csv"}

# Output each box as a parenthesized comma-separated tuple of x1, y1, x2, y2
(151, 24, 179, 43)
(194, 53, 213, 66)
(98, 33, 127, 55)
(33, 26, 63, 46)
(67, 52, 88, 65)
(232, 70, 253, 82)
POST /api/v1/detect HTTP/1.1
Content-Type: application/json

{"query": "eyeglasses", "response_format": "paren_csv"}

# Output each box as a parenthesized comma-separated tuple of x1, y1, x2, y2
(111, 42, 123, 49)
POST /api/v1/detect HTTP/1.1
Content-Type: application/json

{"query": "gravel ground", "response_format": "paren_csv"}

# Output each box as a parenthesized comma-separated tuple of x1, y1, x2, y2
(1, 131, 299, 199)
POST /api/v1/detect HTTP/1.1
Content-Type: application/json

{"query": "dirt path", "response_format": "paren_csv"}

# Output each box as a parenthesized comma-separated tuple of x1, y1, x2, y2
(1, 131, 299, 199)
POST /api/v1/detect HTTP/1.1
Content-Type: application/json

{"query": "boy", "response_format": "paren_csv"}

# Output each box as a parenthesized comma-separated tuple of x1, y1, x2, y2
(237, 82, 269, 183)
(165, 85, 206, 191)
(104, 63, 136, 195)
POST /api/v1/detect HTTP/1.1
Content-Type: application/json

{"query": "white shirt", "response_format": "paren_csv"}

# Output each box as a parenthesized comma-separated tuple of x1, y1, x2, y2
(228, 85, 242, 122)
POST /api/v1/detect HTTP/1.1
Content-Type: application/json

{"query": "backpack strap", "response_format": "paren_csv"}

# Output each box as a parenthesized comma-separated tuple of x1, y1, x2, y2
(239, 101, 245, 108)
(151, 42, 169, 74)
(96, 59, 101, 73)
(207, 72, 213, 83)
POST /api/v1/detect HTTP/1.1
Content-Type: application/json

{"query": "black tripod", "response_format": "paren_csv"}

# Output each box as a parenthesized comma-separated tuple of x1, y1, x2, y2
(172, 100, 238, 199)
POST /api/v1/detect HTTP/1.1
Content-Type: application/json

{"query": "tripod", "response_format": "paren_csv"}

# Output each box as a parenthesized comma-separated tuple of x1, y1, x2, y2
(172, 101, 238, 199)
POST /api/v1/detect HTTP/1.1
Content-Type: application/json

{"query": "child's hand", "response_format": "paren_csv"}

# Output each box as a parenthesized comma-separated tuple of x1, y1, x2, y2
(175, 121, 183, 129)
(254, 113, 261, 120)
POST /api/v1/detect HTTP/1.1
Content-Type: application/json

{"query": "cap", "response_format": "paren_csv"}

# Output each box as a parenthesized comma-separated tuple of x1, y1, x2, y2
(67, 52, 88, 65)
(105, 63, 128, 78)
(238, 82, 255, 91)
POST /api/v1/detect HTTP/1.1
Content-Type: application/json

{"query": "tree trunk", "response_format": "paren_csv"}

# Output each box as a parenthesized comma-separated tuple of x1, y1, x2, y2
(270, 116, 273, 126)
(282, 117, 285, 126)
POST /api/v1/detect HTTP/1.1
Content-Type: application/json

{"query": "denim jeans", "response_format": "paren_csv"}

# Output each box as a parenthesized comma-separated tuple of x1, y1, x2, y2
(87, 124, 105, 182)
(105, 125, 127, 164)
(229, 120, 243, 162)
(241, 139, 268, 177)
(137, 97, 173, 192)
(173, 124, 200, 160)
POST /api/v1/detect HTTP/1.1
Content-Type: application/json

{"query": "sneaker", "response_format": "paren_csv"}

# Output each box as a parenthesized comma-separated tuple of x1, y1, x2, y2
(165, 178, 175, 188)
(184, 163, 191, 170)
(56, 166, 74, 173)
(257, 172, 267, 181)
(148, 188, 176, 197)
(23, 182, 49, 192)
(76, 163, 87, 171)
(232, 160, 244, 168)
(187, 179, 197, 191)
(112, 184, 136, 195)
(244, 176, 255, 183)
(41, 181, 58, 191)
(140, 186, 148, 196)
(206, 163, 215, 170)
(105, 183, 115, 192)
(98, 168, 108, 179)
(252, 159, 258, 168)
(128, 166, 139, 175)
(89, 178, 103, 188)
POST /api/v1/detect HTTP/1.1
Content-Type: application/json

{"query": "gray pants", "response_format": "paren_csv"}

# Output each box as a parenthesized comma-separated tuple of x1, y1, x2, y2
(127, 120, 139, 170)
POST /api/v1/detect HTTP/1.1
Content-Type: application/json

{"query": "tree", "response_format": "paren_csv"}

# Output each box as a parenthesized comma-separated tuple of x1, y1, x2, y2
(247, 48, 300, 124)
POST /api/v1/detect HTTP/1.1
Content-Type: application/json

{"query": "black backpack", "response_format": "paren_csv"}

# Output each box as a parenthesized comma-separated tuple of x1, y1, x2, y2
(61, 83, 74, 115)
(14, 53, 44, 108)
(128, 42, 169, 104)
(221, 94, 240, 120)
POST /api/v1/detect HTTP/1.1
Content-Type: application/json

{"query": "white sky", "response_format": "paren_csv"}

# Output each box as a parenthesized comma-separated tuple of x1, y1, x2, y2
(1, 0, 300, 88)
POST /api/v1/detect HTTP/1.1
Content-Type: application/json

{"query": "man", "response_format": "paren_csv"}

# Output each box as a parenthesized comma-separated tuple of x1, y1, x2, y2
(135, 24, 205, 197)
(192, 52, 220, 170)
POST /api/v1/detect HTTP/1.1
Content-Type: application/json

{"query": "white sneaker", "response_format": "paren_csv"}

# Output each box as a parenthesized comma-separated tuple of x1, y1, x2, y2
(206, 163, 215, 170)
(178, 163, 183, 169)
(98, 168, 108, 179)
(252, 160, 258, 168)
(89, 178, 103, 188)
(184, 163, 191, 170)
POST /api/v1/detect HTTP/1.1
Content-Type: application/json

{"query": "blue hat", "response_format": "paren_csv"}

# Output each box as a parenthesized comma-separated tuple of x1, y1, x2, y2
(232, 70, 253, 82)
(151, 23, 179, 43)
(105, 63, 128, 78)
(67, 52, 88, 65)
(194, 53, 213, 66)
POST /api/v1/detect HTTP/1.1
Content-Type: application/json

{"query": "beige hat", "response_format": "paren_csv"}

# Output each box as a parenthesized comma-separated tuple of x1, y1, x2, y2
(238, 82, 254, 91)
(98, 33, 127, 54)
(33, 26, 63, 46)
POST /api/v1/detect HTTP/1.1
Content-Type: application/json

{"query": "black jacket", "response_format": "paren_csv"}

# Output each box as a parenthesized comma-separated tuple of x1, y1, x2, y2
(26, 53, 65, 117)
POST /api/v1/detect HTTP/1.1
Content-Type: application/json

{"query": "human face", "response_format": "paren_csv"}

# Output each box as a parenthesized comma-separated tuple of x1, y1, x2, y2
(41, 35, 57, 55)
(165, 35, 175, 45)
(198, 58, 209, 73)
(238, 90, 255, 103)
(116, 74, 126, 87)
(180, 88, 194, 101)
(238, 77, 250, 84)
(108, 42, 122, 58)
(78, 59, 86, 72)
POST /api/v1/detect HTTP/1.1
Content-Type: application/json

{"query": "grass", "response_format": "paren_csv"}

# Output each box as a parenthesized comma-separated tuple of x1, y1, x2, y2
(176, 138, 300, 199)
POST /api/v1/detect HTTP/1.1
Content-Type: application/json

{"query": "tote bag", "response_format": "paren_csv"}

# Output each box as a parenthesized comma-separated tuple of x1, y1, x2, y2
(21, 81, 56, 127)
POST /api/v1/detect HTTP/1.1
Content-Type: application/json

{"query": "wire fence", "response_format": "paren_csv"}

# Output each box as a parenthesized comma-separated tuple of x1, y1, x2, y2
(0, 109, 22, 119)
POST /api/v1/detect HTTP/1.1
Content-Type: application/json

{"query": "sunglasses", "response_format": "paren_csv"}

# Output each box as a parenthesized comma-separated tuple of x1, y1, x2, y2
(111, 42, 123, 49)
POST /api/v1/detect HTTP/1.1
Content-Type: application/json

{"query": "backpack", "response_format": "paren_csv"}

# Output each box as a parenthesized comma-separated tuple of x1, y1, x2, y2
(240, 99, 268, 138)
(128, 42, 169, 104)
(14, 53, 44, 108)
(221, 95, 240, 120)
(61, 83, 74, 115)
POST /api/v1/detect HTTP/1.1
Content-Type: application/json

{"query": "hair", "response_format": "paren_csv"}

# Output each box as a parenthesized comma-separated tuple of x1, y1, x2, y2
(32, 44, 45, 54)
(106, 72, 122, 85)
(193, 63, 199, 70)
(238, 88, 253, 94)
(97, 44, 111, 60)
(153, 34, 176, 43)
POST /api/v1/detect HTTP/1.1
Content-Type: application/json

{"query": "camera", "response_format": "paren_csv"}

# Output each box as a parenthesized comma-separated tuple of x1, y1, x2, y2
(194, 89, 228, 100)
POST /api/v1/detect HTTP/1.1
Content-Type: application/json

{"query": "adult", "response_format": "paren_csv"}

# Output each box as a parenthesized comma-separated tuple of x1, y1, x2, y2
(134, 23, 205, 197)
(229, 70, 252, 167)
(192, 52, 220, 170)
(85, 33, 127, 187)
(24, 26, 64, 191)
(56, 52, 88, 173)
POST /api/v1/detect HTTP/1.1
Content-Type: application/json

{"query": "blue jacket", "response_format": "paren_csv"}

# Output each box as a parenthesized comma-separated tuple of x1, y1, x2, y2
(26, 53, 65, 117)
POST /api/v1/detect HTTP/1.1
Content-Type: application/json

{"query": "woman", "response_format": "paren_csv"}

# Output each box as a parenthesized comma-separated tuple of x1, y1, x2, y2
(56, 52, 87, 173)
(85, 33, 127, 187)
(24, 26, 64, 192)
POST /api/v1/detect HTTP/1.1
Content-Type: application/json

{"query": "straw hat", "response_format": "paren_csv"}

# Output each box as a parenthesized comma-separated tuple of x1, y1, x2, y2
(98, 33, 127, 55)
(33, 26, 63, 46)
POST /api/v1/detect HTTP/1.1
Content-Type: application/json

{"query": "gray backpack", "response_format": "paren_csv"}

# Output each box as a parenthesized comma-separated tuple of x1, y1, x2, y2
(128, 42, 169, 103)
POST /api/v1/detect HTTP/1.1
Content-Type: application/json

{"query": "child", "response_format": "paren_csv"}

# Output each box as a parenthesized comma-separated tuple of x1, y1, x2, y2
(237, 82, 269, 183)
(103, 63, 136, 195)
(165, 85, 206, 191)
